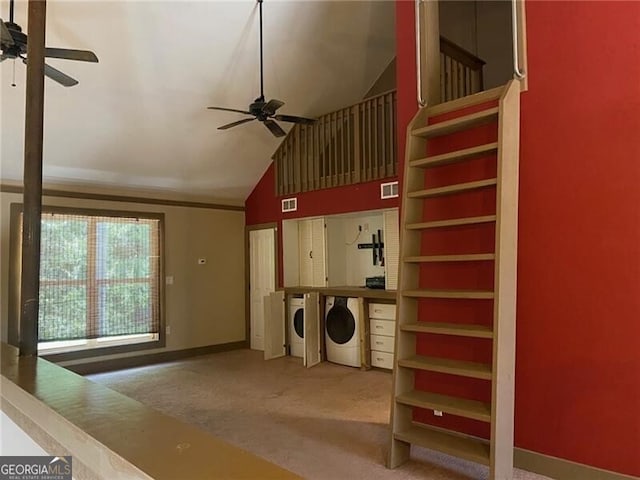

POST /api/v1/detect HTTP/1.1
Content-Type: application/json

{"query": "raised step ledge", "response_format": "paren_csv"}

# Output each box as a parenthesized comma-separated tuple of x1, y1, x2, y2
(404, 253, 495, 263)
(412, 108, 499, 139)
(410, 142, 498, 169)
(400, 322, 493, 339)
(396, 390, 491, 422)
(394, 423, 490, 465)
(397, 355, 492, 380)
(406, 215, 496, 230)
(408, 178, 497, 199)
(426, 85, 505, 117)
(403, 289, 494, 300)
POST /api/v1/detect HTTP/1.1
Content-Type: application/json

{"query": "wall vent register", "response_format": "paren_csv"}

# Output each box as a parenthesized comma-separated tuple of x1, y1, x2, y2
(380, 181, 399, 199)
(281, 198, 298, 213)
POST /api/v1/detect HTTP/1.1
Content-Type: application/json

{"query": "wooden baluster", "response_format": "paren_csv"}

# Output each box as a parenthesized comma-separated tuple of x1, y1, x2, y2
(331, 112, 342, 187)
(313, 119, 320, 190)
(295, 127, 301, 193)
(353, 105, 360, 183)
(340, 109, 346, 185)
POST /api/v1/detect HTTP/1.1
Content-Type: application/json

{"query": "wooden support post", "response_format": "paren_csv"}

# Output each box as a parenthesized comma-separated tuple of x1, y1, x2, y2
(19, 0, 47, 357)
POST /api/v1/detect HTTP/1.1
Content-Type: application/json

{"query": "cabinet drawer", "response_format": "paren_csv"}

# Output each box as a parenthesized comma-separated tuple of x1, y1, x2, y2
(370, 334, 395, 353)
(371, 351, 394, 370)
(370, 319, 395, 337)
(369, 303, 396, 320)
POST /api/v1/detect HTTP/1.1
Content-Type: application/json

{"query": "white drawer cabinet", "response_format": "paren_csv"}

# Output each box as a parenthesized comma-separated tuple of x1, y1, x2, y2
(371, 351, 394, 369)
(370, 334, 394, 353)
(368, 303, 396, 320)
(370, 319, 395, 337)
(369, 303, 396, 370)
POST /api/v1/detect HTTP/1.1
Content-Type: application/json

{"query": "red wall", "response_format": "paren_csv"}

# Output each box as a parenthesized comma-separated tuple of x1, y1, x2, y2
(245, 164, 398, 286)
(395, 0, 640, 476)
(247, 0, 640, 475)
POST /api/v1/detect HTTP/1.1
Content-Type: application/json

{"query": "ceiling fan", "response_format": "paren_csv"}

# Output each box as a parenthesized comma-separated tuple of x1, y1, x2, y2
(0, 0, 98, 87)
(208, 0, 316, 138)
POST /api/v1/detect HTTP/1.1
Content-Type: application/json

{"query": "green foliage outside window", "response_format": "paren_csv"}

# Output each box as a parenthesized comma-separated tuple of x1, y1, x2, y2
(36, 214, 159, 343)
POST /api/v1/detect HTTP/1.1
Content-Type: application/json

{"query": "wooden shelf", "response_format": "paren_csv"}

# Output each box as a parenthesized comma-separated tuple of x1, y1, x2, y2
(401, 322, 493, 339)
(396, 390, 491, 422)
(404, 253, 495, 263)
(425, 85, 504, 117)
(403, 289, 494, 299)
(410, 142, 498, 169)
(408, 179, 497, 199)
(397, 355, 492, 380)
(412, 108, 499, 139)
(394, 423, 490, 465)
(390, 81, 521, 475)
(406, 215, 496, 230)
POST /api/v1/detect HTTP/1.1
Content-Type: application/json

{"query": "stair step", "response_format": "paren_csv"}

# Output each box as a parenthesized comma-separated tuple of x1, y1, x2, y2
(406, 215, 496, 230)
(412, 108, 499, 139)
(410, 142, 498, 169)
(401, 322, 493, 339)
(403, 289, 494, 299)
(426, 85, 504, 117)
(394, 423, 490, 465)
(397, 355, 492, 380)
(396, 390, 491, 422)
(404, 253, 495, 263)
(408, 179, 497, 199)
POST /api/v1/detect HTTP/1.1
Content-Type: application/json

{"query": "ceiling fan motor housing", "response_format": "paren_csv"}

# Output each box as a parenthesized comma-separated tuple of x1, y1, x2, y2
(250, 100, 268, 120)
(2, 22, 26, 58)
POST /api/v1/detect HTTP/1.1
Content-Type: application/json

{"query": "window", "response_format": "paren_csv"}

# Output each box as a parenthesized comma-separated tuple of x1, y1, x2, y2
(10, 205, 164, 358)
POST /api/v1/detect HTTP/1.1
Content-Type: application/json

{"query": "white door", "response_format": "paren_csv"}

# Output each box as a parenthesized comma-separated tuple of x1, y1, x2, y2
(311, 219, 327, 287)
(303, 292, 321, 368)
(264, 291, 286, 360)
(249, 228, 276, 350)
(383, 209, 400, 290)
(298, 220, 313, 286)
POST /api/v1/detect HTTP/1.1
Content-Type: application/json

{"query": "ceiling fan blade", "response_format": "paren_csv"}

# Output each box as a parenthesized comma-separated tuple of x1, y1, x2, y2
(262, 99, 284, 115)
(263, 119, 286, 138)
(22, 58, 79, 87)
(274, 114, 317, 125)
(1, 20, 14, 46)
(218, 117, 255, 130)
(45, 48, 98, 63)
(207, 106, 253, 115)
(44, 63, 79, 87)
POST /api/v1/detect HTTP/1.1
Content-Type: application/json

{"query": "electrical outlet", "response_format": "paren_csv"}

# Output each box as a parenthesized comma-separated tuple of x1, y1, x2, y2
(434, 410, 443, 417)
(166, 276, 174, 285)
(166, 326, 171, 335)
(363, 223, 369, 232)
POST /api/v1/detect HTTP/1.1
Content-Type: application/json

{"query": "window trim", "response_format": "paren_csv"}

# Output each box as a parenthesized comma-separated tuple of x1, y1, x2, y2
(8, 203, 167, 361)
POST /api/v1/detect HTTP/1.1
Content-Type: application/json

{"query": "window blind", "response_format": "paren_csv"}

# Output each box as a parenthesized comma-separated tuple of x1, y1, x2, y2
(29, 212, 161, 342)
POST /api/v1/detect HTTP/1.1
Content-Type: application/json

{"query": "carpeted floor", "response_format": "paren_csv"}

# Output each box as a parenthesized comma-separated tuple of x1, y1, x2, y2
(88, 349, 551, 480)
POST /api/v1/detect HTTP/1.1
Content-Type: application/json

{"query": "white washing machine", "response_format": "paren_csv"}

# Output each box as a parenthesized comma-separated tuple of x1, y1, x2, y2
(289, 296, 305, 358)
(325, 296, 360, 368)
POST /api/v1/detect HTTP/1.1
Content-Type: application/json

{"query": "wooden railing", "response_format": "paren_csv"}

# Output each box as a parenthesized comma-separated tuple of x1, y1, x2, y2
(440, 36, 485, 103)
(273, 39, 484, 196)
(274, 90, 397, 196)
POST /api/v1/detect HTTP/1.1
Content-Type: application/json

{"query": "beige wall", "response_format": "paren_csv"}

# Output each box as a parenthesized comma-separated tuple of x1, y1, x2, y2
(0, 191, 246, 365)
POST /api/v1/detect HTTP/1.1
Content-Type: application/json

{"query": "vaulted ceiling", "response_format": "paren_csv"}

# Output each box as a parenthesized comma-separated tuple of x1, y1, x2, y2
(0, 0, 396, 203)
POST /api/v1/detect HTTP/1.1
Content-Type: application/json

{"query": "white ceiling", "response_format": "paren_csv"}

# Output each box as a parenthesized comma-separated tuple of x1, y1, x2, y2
(0, 0, 396, 203)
